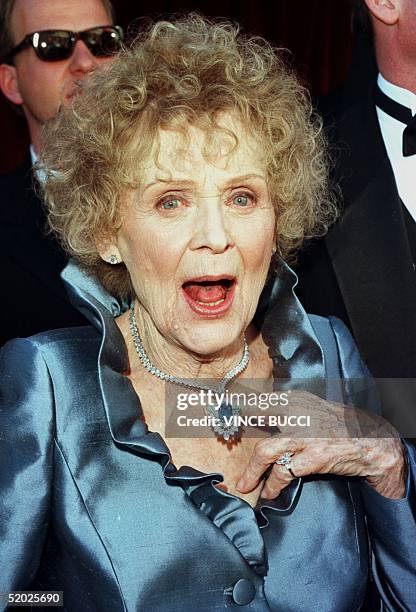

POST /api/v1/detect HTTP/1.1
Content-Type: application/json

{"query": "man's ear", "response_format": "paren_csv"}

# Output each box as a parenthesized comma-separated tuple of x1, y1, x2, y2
(363, 0, 401, 26)
(0, 63, 23, 105)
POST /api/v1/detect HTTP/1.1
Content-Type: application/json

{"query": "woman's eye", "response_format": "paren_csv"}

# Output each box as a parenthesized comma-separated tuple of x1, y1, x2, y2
(159, 198, 181, 210)
(231, 193, 254, 207)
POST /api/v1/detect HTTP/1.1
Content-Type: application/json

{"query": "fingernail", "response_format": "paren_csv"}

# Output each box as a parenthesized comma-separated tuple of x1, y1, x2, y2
(236, 478, 245, 491)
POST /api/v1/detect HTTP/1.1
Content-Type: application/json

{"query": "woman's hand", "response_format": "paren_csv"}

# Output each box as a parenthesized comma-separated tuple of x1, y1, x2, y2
(236, 390, 407, 500)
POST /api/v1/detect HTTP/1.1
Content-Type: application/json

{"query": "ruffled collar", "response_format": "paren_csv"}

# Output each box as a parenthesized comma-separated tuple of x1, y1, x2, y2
(61, 258, 325, 577)
(62, 257, 325, 382)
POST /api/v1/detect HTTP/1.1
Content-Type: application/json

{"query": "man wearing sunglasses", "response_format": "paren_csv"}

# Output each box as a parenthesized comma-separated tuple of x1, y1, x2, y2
(0, 0, 123, 345)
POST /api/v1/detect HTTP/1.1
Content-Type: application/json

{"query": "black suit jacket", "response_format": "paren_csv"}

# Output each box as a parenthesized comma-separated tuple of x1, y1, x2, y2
(0, 155, 87, 346)
(296, 85, 416, 434)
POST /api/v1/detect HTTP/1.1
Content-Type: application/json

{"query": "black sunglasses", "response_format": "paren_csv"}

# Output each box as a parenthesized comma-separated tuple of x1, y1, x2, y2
(8, 25, 123, 63)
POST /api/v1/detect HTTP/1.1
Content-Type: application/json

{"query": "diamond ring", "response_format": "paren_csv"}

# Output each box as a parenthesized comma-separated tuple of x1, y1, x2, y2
(275, 451, 298, 478)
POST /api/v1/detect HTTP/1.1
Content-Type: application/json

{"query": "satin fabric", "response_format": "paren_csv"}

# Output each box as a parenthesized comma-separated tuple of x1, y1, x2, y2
(0, 260, 415, 611)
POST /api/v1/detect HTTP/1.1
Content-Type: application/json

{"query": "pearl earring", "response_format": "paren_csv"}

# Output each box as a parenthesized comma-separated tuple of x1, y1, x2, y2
(108, 255, 119, 265)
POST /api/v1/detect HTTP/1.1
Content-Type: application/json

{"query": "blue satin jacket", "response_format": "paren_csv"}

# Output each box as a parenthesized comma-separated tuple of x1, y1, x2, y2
(0, 261, 415, 611)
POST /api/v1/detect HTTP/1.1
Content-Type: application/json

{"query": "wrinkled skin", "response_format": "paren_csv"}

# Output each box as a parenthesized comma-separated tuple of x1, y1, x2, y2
(237, 390, 407, 499)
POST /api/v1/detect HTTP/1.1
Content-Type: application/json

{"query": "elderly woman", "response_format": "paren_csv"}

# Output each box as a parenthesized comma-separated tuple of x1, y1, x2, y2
(0, 15, 415, 612)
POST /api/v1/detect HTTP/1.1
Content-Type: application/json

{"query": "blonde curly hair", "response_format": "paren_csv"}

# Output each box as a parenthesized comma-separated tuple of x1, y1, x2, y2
(41, 14, 336, 300)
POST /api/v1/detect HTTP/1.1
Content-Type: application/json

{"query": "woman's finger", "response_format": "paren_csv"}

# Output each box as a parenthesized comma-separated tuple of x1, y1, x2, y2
(236, 437, 300, 493)
(261, 462, 295, 499)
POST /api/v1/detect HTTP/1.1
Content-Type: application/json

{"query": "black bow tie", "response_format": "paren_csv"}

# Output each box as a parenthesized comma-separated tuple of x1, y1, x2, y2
(374, 85, 416, 157)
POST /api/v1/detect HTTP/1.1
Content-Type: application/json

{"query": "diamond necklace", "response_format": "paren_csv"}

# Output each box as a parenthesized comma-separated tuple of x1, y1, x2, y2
(129, 302, 250, 440)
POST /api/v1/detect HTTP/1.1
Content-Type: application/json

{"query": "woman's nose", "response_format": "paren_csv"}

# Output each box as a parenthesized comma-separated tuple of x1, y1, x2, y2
(189, 199, 234, 253)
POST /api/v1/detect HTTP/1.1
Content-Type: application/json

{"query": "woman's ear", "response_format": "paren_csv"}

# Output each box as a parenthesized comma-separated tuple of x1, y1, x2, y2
(97, 241, 123, 265)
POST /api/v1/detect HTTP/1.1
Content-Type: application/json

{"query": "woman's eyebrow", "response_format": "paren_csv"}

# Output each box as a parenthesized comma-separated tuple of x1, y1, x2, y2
(142, 179, 195, 193)
(142, 173, 266, 193)
(223, 173, 267, 185)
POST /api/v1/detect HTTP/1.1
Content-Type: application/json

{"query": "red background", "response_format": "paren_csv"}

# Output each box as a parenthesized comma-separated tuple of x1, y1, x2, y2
(0, 0, 356, 174)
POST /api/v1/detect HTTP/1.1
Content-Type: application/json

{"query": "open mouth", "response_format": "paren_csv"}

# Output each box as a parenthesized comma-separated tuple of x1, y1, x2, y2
(182, 276, 236, 317)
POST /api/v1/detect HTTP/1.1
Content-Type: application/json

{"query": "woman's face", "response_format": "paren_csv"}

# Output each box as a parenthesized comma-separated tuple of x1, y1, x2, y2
(111, 116, 275, 356)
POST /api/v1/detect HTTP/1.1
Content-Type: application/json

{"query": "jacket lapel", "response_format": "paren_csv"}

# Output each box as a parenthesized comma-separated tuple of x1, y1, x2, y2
(324, 92, 416, 377)
(61, 261, 314, 525)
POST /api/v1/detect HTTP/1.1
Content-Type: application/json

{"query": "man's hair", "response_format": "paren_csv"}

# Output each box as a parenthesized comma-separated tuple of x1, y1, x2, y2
(0, 0, 115, 63)
(352, 0, 373, 36)
(41, 14, 336, 300)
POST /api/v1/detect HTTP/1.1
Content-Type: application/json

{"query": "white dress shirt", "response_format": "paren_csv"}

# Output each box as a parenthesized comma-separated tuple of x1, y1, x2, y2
(30, 144, 47, 184)
(376, 73, 416, 221)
